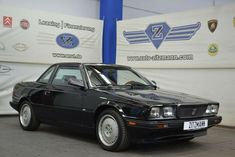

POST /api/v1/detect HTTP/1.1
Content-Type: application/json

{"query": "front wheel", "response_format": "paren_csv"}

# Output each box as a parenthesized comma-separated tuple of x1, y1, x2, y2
(96, 109, 130, 151)
(19, 101, 40, 131)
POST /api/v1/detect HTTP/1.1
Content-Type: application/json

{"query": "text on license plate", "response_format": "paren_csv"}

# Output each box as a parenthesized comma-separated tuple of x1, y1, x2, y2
(183, 119, 208, 130)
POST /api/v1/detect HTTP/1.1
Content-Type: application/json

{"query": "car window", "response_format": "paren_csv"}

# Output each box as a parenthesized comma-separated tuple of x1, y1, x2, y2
(38, 66, 55, 84)
(52, 67, 83, 86)
(85, 65, 149, 87)
(117, 70, 147, 85)
(86, 67, 107, 86)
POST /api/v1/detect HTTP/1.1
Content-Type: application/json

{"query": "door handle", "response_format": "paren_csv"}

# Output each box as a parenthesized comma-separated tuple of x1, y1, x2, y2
(44, 91, 51, 95)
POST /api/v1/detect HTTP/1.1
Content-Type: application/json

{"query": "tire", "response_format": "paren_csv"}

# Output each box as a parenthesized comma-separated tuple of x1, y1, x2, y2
(19, 101, 40, 131)
(96, 109, 130, 151)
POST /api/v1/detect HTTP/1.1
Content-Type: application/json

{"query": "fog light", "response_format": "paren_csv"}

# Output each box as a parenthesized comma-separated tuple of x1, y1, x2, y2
(156, 123, 168, 128)
(128, 121, 137, 126)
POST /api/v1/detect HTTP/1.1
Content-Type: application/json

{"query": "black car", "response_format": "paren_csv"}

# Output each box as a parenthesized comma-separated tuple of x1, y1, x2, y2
(10, 63, 222, 151)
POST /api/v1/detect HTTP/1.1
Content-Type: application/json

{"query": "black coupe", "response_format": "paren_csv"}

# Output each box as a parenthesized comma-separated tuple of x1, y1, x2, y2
(10, 63, 222, 151)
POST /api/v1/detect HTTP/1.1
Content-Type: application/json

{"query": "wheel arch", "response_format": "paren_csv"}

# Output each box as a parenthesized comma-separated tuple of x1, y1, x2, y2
(18, 97, 30, 111)
(94, 103, 125, 124)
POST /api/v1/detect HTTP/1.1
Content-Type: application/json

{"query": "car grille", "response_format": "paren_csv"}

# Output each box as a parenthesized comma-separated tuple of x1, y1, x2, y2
(177, 105, 207, 119)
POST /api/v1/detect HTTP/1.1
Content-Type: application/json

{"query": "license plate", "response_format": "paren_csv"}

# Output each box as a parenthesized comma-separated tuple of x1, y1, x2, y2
(183, 119, 208, 130)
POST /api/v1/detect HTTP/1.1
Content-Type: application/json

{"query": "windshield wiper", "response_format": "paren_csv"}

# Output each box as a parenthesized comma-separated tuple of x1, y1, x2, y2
(125, 84, 155, 90)
(94, 84, 114, 89)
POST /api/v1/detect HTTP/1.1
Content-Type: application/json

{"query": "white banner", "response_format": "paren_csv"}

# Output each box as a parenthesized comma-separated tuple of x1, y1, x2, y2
(0, 62, 50, 114)
(0, 6, 103, 64)
(117, 4, 235, 68)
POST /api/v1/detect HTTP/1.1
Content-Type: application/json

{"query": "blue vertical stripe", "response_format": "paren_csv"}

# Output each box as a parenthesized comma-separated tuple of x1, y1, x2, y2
(100, 0, 123, 64)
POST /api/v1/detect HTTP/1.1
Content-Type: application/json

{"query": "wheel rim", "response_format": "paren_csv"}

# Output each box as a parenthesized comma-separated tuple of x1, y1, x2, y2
(19, 103, 31, 127)
(98, 114, 119, 146)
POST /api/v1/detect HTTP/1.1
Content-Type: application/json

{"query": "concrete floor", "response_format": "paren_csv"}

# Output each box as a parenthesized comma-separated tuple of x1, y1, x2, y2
(0, 116, 234, 157)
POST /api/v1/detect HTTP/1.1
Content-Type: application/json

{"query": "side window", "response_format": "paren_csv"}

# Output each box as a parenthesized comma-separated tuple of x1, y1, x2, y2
(52, 67, 83, 86)
(38, 66, 55, 84)
(86, 68, 107, 86)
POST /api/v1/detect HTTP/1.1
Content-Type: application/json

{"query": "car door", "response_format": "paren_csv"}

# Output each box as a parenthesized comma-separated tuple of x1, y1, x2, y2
(47, 65, 86, 127)
(34, 65, 57, 121)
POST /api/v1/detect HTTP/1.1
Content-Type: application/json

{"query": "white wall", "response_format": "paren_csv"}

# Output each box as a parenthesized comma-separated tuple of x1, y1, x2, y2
(0, 0, 99, 19)
(123, 0, 235, 19)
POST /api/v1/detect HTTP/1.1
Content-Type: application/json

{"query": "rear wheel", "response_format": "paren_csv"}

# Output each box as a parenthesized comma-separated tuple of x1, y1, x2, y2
(96, 109, 130, 151)
(19, 101, 40, 131)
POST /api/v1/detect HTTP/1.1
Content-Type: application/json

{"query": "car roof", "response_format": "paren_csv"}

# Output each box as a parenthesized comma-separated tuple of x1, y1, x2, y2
(52, 62, 129, 68)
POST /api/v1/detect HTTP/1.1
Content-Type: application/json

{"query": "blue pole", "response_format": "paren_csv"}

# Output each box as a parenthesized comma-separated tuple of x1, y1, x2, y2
(100, 0, 123, 64)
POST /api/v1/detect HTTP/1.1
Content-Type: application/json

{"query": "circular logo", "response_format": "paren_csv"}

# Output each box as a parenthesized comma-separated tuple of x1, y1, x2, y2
(20, 19, 30, 30)
(208, 43, 219, 56)
(56, 33, 79, 49)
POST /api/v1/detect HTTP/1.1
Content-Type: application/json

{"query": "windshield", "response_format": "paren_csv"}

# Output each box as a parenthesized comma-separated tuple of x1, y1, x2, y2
(85, 65, 155, 89)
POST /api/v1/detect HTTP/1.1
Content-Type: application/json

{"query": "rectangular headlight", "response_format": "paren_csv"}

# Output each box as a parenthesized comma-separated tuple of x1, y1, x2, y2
(205, 105, 212, 114)
(150, 107, 160, 118)
(205, 104, 219, 114)
(163, 107, 174, 117)
(211, 105, 219, 114)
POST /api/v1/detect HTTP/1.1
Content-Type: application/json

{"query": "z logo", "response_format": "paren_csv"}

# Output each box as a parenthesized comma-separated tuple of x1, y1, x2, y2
(123, 22, 201, 49)
(151, 25, 163, 40)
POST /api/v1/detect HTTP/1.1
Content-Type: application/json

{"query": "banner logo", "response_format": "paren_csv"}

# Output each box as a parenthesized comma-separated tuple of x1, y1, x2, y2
(56, 33, 79, 49)
(123, 22, 201, 49)
(208, 43, 218, 56)
(208, 19, 218, 33)
(3, 16, 12, 28)
(13, 43, 29, 52)
(20, 19, 30, 30)
(0, 65, 12, 73)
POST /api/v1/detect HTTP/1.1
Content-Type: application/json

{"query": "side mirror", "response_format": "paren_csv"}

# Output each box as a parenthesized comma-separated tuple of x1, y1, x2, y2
(68, 78, 84, 88)
(151, 80, 158, 89)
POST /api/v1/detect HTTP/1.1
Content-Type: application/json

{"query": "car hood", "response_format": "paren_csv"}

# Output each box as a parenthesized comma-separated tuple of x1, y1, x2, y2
(108, 88, 216, 106)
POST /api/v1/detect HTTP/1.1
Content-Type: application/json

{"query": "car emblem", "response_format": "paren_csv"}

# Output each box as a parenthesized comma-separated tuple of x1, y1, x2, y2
(20, 19, 30, 30)
(123, 22, 201, 49)
(208, 19, 218, 33)
(3, 16, 12, 28)
(56, 33, 79, 49)
(13, 43, 29, 52)
(0, 65, 12, 73)
(208, 43, 219, 56)
(192, 108, 197, 116)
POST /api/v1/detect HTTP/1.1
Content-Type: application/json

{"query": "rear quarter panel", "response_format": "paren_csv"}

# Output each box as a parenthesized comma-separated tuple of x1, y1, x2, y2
(12, 82, 45, 111)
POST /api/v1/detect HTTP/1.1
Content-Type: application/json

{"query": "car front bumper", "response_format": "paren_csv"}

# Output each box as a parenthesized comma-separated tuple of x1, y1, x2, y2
(125, 116, 222, 143)
(9, 101, 19, 111)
